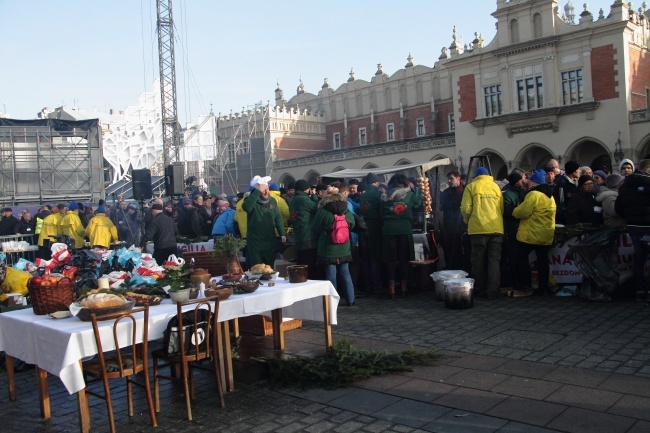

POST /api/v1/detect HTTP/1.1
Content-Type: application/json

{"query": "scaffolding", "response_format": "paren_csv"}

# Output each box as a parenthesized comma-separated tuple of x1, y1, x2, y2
(0, 119, 104, 205)
(211, 104, 273, 194)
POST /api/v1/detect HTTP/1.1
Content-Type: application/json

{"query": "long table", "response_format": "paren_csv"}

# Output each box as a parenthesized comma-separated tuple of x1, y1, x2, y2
(0, 279, 339, 432)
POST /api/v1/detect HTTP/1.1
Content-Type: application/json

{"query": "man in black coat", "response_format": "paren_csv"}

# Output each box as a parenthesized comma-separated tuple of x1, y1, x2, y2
(145, 203, 178, 265)
(177, 198, 203, 238)
(0, 208, 19, 236)
(566, 175, 603, 226)
(615, 159, 650, 300)
(554, 160, 581, 224)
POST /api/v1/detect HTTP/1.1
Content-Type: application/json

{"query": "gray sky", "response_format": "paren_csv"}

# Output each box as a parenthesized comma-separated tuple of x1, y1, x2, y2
(0, 0, 610, 125)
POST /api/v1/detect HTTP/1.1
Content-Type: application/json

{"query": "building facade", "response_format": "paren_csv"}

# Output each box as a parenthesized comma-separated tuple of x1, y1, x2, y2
(262, 0, 649, 186)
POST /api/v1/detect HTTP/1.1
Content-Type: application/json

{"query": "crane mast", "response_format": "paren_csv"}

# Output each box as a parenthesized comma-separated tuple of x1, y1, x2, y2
(156, 0, 181, 167)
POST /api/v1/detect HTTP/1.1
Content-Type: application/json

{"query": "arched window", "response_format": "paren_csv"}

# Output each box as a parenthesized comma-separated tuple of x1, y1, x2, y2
(385, 88, 393, 110)
(356, 93, 363, 116)
(415, 81, 424, 104)
(533, 13, 542, 38)
(400, 84, 408, 106)
(370, 91, 378, 112)
(432, 77, 441, 101)
(510, 19, 519, 44)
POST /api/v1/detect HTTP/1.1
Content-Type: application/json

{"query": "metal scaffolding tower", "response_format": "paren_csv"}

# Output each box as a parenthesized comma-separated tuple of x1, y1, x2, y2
(157, 0, 181, 168)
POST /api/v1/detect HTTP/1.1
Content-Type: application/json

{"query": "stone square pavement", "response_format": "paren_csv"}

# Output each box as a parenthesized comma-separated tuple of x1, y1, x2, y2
(2, 292, 650, 432)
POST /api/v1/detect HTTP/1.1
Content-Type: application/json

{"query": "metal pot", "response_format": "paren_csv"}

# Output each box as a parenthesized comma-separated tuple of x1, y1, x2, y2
(287, 265, 308, 283)
(443, 278, 474, 310)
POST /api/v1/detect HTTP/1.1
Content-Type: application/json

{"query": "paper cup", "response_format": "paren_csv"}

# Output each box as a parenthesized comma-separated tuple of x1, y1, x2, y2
(98, 278, 110, 289)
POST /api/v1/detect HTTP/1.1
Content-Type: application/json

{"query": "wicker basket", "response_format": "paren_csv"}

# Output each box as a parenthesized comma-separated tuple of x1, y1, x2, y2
(28, 278, 75, 315)
(181, 251, 242, 276)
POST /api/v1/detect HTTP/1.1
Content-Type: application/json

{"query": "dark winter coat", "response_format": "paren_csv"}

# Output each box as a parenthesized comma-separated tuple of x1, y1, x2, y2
(381, 187, 421, 236)
(0, 215, 19, 236)
(553, 175, 579, 224)
(144, 212, 178, 250)
(17, 218, 36, 237)
(440, 185, 464, 233)
(566, 189, 602, 226)
(502, 184, 527, 239)
(177, 206, 203, 238)
(615, 170, 650, 226)
(311, 193, 355, 264)
(289, 190, 319, 251)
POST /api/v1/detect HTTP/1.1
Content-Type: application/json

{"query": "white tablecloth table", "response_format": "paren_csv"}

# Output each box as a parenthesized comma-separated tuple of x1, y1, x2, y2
(0, 279, 338, 432)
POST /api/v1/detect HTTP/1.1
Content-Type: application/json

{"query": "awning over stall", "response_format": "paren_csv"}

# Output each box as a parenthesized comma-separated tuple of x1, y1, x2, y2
(319, 158, 452, 179)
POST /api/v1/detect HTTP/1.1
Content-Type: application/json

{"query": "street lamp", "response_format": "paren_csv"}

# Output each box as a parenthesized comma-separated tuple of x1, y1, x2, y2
(613, 131, 624, 163)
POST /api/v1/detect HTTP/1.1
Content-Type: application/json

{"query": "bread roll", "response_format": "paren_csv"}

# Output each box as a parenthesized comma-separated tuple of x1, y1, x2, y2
(79, 293, 125, 309)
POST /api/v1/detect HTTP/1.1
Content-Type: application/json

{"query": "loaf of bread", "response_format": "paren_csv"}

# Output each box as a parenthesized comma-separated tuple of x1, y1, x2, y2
(251, 263, 274, 274)
(78, 293, 125, 309)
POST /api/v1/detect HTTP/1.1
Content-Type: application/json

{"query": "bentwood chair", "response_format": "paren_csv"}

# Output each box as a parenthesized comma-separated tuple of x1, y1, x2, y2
(152, 296, 224, 421)
(82, 305, 157, 433)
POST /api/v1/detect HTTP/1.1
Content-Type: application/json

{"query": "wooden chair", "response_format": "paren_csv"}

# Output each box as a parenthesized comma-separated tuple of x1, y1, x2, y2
(82, 305, 157, 433)
(152, 296, 224, 421)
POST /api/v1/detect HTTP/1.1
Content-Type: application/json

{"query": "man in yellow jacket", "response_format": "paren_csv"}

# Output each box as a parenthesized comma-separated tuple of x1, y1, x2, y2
(38, 204, 65, 259)
(60, 202, 86, 249)
(512, 169, 557, 295)
(269, 183, 290, 230)
(86, 205, 119, 248)
(460, 167, 504, 299)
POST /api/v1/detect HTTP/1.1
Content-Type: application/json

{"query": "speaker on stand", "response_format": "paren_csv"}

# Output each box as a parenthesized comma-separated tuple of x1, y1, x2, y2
(132, 169, 153, 201)
(165, 163, 185, 197)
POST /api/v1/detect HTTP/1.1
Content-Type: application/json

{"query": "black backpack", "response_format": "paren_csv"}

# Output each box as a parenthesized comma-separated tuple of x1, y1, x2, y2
(162, 309, 210, 355)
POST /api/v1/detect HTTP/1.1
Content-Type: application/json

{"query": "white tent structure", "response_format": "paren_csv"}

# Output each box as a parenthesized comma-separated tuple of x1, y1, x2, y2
(319, 158, 452, 180)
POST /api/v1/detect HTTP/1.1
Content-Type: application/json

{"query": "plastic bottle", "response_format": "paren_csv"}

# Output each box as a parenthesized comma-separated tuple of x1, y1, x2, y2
(198, 281, 206, 299)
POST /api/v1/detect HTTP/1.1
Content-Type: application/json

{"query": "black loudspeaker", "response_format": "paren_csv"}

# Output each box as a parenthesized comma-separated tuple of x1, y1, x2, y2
(132, 169, 152, 201)
(165, 163, 184, 196)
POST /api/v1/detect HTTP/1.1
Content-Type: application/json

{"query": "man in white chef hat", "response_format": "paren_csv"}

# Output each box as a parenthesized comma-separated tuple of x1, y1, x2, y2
(242, 175, 287, 268)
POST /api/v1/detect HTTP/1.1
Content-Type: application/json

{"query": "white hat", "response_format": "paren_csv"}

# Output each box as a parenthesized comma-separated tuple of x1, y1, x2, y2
(250, 175, 272, 188)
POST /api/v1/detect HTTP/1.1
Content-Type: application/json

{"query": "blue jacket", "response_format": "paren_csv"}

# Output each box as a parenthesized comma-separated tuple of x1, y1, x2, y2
(212, 208, 236, 236)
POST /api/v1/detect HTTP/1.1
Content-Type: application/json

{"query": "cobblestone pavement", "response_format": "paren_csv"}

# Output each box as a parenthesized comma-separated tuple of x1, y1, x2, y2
(2, 292, 650, 432)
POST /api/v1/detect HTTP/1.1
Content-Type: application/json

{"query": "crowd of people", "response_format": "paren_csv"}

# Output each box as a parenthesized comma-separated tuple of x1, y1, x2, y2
(440, 157, 650, 301)
(2, 155, 648, 304)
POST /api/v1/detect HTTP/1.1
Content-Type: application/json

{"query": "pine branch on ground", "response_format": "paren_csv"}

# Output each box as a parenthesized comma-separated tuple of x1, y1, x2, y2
(263, 339, 442, 390)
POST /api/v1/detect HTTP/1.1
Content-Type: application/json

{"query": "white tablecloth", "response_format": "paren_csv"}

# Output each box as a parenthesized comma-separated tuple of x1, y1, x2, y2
(0, 279, 338, 394)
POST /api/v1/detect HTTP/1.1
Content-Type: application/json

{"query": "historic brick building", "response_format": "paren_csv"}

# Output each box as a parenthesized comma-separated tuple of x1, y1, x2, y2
(216, 0, 649, 190)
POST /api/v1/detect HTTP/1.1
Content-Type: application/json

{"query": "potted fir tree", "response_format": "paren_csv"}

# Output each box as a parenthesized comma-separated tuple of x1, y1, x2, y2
(212, 235, 246, 275)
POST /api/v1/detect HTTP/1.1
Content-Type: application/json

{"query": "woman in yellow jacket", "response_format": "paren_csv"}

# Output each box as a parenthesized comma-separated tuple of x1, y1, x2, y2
(38, 204, 65, 259)
(269, 183, 290, 230)
(60, 202, 86, 249)
(86, 206, 119, 248)
(512, 169, 557, 295)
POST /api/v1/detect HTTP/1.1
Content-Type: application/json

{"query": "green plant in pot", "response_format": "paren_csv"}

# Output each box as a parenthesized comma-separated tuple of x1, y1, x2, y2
(212, 234, 246, 275)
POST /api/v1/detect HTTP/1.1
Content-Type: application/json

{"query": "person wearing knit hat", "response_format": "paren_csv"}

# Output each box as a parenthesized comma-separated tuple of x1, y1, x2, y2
(242, 174, 286, 269)
(294, 179, 310, 192)
(512, 167, 557, 296)
(619, 158, 635, 176)
(60, 200, 86, 248)
(460, 163, 504, 299)
(596, 174, 626, 229)
(553, 160, 582, 224)
(566, 175, 602, 226)
(86, 204, 118, 248)
(528, 169, 547, 186)
(593, 170, 607, 184)
(502, 168, 528, 290)
(365, 172, 380, 185)
(212, 200, 236, 236)
(269, 182, 280, 191)
(475, 167, 489, 177)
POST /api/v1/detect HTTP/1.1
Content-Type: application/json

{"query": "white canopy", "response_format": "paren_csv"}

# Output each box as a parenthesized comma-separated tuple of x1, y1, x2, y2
(319, 158, 452, 179)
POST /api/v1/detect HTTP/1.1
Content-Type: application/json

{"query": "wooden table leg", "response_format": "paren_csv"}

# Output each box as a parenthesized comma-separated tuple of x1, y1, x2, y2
(271, 309, 284, 350)
(220, 321, 234, 392)
(230, 318, 239, 338)
(36, 367, 51, 420)
(5, 354, 15, 401)
(77, 388, 90, 433)
(322, 296, 333, 348)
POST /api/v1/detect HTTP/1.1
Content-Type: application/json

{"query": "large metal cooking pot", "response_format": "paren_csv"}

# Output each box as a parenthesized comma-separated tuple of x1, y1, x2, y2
(443, 278, 474, 309)
(287, 265, 308, 283)
(431, 270, 468, 302)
